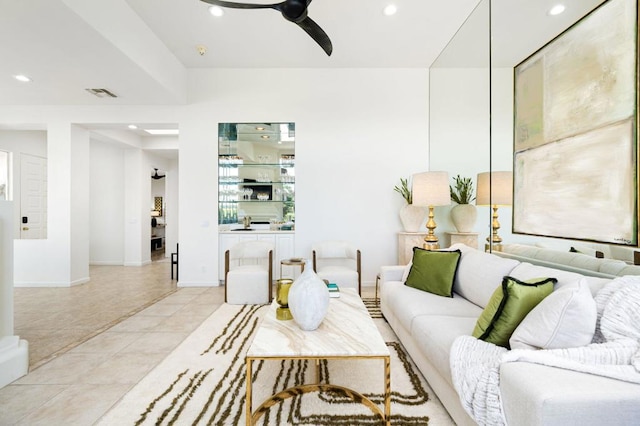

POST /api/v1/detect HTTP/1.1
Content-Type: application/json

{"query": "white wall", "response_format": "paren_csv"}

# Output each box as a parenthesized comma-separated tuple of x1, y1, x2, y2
(70, 125, 90, 284)
(179, 68, 430, 286)
(89, 139, 176, 266)
(90, 139, 125, 265)
(0, 201, 14, 336)
(14, 122, 84, 286)
(0, 68, 428, 287)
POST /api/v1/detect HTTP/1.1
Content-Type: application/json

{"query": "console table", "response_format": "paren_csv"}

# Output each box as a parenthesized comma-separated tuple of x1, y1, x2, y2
(444, 232, 479, 249)
(398, 232, 428, 264)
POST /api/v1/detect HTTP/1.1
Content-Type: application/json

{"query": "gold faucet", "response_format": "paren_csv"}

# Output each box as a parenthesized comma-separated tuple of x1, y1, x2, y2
(243, 216, 251, 229)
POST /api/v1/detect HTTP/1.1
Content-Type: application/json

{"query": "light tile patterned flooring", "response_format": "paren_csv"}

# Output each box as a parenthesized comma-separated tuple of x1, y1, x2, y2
(1, 259, 224, 425)
(1, 259, 377, 425)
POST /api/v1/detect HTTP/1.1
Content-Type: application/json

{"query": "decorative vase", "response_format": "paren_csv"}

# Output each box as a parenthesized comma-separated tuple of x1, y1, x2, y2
(287, 261, 330, 331)
(450, 204, 477, 233)
(275, 279, 294, 321)
(399, 204, 426, 233)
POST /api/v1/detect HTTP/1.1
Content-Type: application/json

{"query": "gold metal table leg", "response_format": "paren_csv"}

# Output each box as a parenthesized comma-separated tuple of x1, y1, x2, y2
(246, 358, 253, 426)
(252, 383, 385, 425)
(384, 356, 391, 425)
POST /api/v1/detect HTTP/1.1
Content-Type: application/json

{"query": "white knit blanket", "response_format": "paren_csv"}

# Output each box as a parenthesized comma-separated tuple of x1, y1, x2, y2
(450, 276, 640, 426)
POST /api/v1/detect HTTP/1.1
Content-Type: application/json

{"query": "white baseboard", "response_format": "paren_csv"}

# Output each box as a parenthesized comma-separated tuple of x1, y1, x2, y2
(14, 277, 90, 287)
(70, 277, 90, 287)
(0, 336, 29, 389)
(14, 281, 69, 287)
(177, 281, 220, 287)
(90, 261, 124, 266)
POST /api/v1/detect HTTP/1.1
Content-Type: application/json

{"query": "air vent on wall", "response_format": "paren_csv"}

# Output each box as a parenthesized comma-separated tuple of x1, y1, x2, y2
(85, 88, 117, 98)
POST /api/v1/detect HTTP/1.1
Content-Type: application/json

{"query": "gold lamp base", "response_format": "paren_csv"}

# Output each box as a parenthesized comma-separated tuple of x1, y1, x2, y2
(423, 241, 440, 250)
(423, 205, 440, 250)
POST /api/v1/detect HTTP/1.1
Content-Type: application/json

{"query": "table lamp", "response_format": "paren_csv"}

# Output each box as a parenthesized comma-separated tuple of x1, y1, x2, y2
(412, 171, 451, 250)
(476, 171, 513, 251)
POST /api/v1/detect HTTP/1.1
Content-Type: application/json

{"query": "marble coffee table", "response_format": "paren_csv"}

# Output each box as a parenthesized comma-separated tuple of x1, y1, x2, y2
(245, 288, 391, 425)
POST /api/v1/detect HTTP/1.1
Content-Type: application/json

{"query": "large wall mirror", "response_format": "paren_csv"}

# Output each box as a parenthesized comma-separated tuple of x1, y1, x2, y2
(429, 0, 491, 247)
(490, 0, 638, 259)
(431, 0, 635, 259)
(218, 122, 295, 228)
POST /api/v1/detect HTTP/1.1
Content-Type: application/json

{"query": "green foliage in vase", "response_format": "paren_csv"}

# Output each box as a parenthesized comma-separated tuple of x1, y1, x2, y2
(450, 175, 475, 204)
(394, 177, 412, 204)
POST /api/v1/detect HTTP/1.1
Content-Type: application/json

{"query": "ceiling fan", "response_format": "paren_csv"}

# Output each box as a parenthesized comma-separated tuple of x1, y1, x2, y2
(151, 168, 166, 180)
(201, 0, 333, 56)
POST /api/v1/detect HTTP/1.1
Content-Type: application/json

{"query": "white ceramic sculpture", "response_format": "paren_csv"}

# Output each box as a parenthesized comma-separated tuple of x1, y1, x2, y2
(288, 260, 330, 331)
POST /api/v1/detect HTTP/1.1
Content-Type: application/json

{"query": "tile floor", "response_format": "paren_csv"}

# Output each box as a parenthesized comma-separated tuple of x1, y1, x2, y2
(1, 259, 377, 425)
(14, 258, 177, 369)
(1, 259, 224, 425)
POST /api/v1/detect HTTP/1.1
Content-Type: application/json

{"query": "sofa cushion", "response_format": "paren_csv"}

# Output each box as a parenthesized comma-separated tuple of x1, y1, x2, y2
(453, 246, 520, 308)
(509, 262, 609, 296)
(501, 362, 640, 426)
(473, 276, 556, 347)
(405, 248, 461, 297)
(615, 264, 640, 277)
(509, 278, 597, 350)
(382, 281, 483, 333)
(410, 315, 478, 387)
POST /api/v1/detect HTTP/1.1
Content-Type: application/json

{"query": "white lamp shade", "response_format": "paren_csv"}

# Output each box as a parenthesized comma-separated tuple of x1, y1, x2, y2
(412, 171, 451, 207)
(476, 171, 513, 206)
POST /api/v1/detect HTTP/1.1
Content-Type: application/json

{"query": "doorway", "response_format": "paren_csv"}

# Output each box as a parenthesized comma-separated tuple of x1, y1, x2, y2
(151, 171, 166, 262)
(20, 153, 47, 239)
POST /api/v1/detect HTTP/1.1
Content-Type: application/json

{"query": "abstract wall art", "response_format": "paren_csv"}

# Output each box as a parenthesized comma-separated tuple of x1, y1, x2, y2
(513, 0, 638, 245)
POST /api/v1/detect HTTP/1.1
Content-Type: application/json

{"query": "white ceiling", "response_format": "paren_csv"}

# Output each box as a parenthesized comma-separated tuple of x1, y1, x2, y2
(0, 0, 480, 106)
(0, 0, 609, 169)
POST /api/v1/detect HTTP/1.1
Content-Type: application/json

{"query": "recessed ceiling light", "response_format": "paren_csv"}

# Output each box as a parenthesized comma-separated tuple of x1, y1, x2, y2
(383, 4, 397, 16)
(128, 124, 138, 130)
(143, 129, 179, 135)
(548, 4, 566, 15)
(14, 74, 32, 82)
(209, 6, 224, 17)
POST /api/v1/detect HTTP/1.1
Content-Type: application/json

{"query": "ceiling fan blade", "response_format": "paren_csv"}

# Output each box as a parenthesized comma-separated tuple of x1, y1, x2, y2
(200, 0, 282, 10)
(296, 16, 332, 56)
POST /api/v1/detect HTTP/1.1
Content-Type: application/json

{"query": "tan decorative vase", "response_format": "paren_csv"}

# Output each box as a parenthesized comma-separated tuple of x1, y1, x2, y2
(399, 204, 426, 233)
(450, 204, 477, 233)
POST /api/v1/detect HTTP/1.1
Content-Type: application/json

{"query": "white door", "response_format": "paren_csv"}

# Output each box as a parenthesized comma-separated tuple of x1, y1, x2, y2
(20, 154, 47, 239)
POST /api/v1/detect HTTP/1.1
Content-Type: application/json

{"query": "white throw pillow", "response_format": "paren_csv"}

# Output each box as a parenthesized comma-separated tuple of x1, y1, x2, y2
(509, 278, 597, 350)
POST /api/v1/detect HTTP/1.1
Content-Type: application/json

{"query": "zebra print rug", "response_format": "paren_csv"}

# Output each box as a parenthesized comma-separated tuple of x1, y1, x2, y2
(98, 303, 454, 425)
(362, 298, 383, 319)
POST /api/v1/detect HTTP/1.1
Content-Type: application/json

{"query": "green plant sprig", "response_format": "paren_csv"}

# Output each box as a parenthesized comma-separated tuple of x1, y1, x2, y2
(450, 175, 475, 204)
(394, 177, 412, 204)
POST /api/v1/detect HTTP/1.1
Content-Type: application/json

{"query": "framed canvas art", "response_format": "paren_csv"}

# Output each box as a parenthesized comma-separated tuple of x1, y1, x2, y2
(513, 0, 638, 245)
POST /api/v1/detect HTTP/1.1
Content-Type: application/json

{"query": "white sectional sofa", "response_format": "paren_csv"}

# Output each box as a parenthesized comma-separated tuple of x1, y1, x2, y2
(500, 243, 640, 277)
(380, 243, 640, 426)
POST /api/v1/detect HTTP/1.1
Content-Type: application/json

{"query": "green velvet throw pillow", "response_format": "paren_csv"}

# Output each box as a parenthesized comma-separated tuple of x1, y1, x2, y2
(472, 276, 556, 348)
(404, 248, 461, 297)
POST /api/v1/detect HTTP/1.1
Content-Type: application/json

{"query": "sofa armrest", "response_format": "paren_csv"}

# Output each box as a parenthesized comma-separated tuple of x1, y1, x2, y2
(380, 265, 406, 284)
